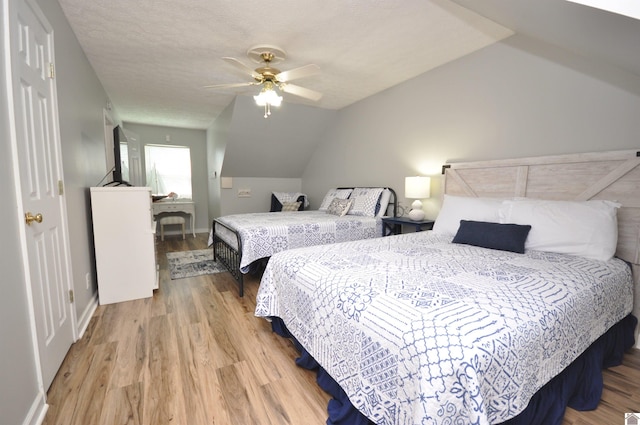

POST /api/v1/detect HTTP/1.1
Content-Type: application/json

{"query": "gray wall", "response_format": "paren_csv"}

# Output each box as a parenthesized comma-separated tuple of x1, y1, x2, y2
(221, 95, 337, 178)
(209, 95, 336, 218)
(4, 2, 640, 423)
(207, 99, 234, 220)
(0, 3, 41, 423)
(219, 177, 302, 216)
(123, 123, 210, 232)
(302, 34, 640, 219)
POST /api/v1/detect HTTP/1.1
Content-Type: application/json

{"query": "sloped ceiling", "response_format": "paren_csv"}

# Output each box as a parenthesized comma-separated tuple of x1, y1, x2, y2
(451, 0, 640, 79)
(57, 0, 513, 129)
(220, 97, 336, 177)
(57, 0, 640, 180)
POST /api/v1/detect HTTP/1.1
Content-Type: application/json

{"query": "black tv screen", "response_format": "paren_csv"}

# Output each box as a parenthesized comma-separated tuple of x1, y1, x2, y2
(111, 125, 131, 186)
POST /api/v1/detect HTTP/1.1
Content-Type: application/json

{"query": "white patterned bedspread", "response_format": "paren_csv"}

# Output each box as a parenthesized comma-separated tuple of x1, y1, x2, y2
(214, 211, 382, 273)
(255, 231, 633, 425)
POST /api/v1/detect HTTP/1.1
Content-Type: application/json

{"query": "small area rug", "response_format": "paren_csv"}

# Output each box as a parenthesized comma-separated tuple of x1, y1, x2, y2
(166, 249, 226, 279)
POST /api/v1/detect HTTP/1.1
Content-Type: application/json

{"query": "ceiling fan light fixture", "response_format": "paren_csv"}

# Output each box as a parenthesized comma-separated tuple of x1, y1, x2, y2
(209, 45, 321, 118)
(253, 82, 282, 118)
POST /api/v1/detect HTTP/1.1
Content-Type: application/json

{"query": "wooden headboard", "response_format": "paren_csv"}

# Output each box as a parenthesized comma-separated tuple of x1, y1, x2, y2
(443, 149, 640, 346)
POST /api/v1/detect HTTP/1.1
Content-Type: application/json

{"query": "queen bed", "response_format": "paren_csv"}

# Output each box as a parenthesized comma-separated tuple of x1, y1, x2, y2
(211, 187, 397, 296)
(255, 149, 640, 425)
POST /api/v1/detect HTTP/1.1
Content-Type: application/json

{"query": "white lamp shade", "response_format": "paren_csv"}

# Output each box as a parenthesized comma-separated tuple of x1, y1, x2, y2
(254, 87, 282, 106)
(253, 82, 282, 118)
(405, 176, 431, 199)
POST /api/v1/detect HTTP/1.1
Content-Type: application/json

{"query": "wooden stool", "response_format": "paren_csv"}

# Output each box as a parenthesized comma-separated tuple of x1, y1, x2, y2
(159, 215, 185, 241)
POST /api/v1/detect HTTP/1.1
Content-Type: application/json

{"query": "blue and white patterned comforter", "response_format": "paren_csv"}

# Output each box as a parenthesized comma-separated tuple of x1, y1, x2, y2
(255, 231, 633, 425)
(214, 211, 382, 273)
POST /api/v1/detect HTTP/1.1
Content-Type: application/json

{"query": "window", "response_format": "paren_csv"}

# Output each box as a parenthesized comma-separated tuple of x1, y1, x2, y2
(119, 142, 129, 182)
(144, 144, 192, 199)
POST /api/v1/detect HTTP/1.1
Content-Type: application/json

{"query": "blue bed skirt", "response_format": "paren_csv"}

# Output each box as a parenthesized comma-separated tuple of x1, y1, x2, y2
(270, 314, 637, 425)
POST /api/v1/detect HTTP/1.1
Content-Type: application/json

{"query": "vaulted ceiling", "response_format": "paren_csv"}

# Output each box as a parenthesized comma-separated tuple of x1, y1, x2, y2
(453, 0, 640, 79)
(58, 0, 640, 130)
(58, 0, 513, 129)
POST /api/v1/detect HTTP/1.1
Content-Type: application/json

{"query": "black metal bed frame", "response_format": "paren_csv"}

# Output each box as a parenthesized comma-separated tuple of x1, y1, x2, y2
(212, 187, 398, 297)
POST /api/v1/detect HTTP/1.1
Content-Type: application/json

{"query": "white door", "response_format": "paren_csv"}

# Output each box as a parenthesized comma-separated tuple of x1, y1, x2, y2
(7, 0, 75, 389)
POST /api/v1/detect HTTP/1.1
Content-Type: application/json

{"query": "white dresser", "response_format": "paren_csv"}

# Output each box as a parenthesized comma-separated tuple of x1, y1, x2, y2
(90, 186, 158, 305)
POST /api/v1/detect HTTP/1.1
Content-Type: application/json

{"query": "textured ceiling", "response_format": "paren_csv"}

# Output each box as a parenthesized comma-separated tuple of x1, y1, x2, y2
(57, 0, 513, 129)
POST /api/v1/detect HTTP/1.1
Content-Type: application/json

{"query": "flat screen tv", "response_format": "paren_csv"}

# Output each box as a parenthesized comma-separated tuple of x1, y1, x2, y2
(109, 125, 131, 186)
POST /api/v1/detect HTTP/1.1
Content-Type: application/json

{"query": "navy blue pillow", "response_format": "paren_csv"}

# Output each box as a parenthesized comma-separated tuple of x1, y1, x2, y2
(452, 220, 532, 253)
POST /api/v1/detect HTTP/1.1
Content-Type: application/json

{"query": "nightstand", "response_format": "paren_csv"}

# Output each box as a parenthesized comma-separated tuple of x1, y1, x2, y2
(382, 216, 434, 236)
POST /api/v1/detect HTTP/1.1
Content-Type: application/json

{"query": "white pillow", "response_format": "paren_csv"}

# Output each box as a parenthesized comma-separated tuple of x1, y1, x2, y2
(319, 188, 353, 211)
(273, 191, 308, 208)
(499, 199, 620, 261)
(432, 195, 505, 234)
(347, 187, 384, 217)
(376, 189, 392, 217)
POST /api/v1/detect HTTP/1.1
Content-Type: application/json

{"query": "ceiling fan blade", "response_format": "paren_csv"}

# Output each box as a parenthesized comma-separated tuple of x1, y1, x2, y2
(280, 83, 323, 102)
(222, 57, 261, 80)
(275, 64, 320, 82)
(203, 82, 255, 89)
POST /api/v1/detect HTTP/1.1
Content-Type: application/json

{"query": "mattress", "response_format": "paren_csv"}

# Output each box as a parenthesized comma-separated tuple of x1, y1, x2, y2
(255, 231, 633, 425)
(213, 210, 383, 273)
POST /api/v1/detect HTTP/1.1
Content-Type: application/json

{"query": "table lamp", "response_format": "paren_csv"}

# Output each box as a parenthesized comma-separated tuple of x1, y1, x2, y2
(405, 176, 431, 221)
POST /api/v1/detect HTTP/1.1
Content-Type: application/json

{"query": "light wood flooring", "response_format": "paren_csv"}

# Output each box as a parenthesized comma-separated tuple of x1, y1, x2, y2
(43, 233, 640, 425)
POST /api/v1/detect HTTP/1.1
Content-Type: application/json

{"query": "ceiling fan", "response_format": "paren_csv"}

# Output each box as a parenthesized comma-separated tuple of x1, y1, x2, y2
(204, 45, 322, 117)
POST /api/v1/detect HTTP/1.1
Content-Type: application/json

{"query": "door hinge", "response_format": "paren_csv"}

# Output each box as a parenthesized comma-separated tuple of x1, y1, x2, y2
(49, 63, 55, 79)
(58, 180, 64, 195)
(68, 289, 74, 303)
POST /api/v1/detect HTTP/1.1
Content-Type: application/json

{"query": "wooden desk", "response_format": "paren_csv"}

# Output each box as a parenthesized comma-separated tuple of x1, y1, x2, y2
(152, 199, 196, 237)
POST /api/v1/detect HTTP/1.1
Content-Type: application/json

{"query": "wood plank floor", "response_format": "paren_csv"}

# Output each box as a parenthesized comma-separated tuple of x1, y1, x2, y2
(43, 233, 640, 425)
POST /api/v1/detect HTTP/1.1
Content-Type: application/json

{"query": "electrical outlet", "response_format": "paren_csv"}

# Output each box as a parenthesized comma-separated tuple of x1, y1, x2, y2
(238, 189, 251, 198)
(85, 272, 91, 289)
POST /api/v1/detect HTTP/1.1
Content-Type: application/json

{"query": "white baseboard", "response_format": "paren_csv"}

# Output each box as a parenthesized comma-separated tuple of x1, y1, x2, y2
(76, 293, 98, 340)
(22, 390, 48, 425)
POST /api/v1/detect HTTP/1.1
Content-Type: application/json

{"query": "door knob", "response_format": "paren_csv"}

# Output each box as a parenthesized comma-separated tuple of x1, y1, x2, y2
(25, 212, 43, 225)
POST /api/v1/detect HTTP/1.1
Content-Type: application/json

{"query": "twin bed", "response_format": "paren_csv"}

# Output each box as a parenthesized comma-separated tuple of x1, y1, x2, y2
(250, 149, 640, 424)
(211, 187, 398, 296)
